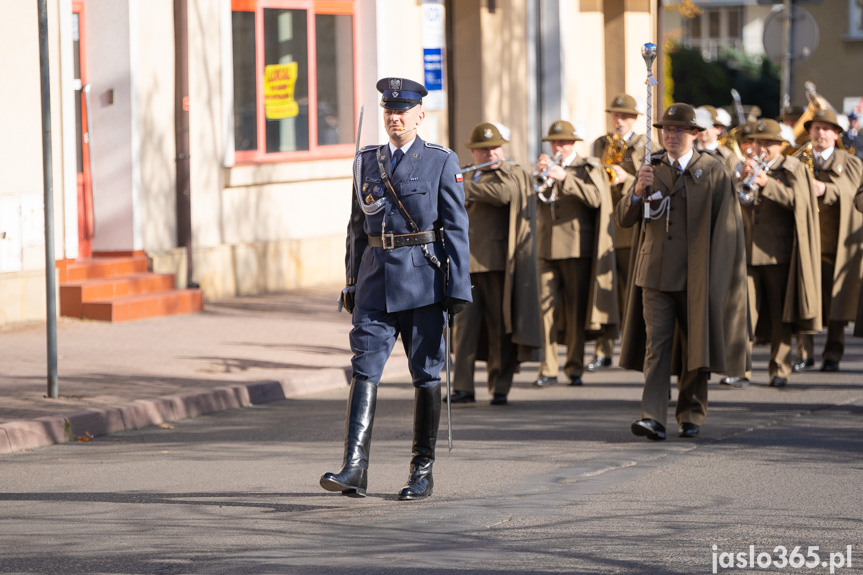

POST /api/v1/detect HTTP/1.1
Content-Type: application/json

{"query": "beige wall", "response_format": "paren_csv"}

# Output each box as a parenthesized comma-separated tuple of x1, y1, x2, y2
(451, 0, 533, 167)
(137, 0, 177, 253)
(0, 0, 66, 325)
(792, 5, 863, 112)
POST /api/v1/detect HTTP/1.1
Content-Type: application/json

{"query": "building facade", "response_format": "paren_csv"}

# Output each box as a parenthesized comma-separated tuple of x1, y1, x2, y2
(2, 0, 657, 327)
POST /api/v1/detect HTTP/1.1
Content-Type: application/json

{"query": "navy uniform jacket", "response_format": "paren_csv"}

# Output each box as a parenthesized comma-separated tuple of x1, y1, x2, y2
(347, 136, 472, 313)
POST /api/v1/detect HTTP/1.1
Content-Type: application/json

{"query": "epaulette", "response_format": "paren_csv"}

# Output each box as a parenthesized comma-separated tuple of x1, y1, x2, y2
(357, 144, 379, 155)
(424, 142, 453, 154)
(584, 157, 601, 168)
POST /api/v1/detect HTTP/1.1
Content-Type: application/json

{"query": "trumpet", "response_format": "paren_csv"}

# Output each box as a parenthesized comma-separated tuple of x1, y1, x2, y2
(534, 152, 563, 203)
(459, 157, 514, 174)
(602, 128, 628, 184)
(736, 152, 768, 205)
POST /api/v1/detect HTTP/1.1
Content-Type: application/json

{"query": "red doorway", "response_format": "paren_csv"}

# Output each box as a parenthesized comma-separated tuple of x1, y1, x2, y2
(73, 0, 95, 258)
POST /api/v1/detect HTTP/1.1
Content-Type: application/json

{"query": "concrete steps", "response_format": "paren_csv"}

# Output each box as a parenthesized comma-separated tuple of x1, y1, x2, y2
(58, 252, 203, 322)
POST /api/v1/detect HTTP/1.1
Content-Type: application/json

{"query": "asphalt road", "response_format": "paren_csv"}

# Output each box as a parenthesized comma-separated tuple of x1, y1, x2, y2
(1, 338, 862, 575)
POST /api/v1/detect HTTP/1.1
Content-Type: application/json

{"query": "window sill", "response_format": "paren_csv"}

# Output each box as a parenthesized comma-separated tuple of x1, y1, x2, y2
(225, 156, 354, 188)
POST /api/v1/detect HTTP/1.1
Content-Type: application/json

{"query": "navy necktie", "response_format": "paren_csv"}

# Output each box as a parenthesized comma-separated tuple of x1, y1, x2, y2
(391, 148, 404, 173)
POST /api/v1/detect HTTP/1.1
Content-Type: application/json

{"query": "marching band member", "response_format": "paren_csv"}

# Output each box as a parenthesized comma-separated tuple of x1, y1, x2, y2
(616, 103, 747, 440)
(532, 120, 618, 389)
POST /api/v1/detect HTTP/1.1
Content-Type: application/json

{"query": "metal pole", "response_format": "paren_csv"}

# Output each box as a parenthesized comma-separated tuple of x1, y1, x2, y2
(38, 0, 59, 398)
(781, 0, 793, 107)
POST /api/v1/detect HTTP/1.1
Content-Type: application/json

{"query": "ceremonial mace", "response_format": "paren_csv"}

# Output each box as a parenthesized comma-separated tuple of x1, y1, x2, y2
(641, 42, 658, 221)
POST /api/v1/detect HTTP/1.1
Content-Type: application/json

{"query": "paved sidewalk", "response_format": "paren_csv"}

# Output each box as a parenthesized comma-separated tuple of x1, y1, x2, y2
(0, 285, 412, 454)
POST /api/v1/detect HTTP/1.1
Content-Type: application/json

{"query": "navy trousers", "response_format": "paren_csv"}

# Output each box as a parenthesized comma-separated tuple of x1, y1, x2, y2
(350, 303, 447, 389)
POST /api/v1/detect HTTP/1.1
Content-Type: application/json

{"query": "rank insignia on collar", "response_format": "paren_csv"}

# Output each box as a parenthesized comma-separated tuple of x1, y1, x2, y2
(837, 165, 843, 174)
(365, 194, 375, 205)
(695, 169, 702, 180)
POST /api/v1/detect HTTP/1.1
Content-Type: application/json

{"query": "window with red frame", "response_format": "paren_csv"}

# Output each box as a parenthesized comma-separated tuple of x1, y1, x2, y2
(232, 0, 356, 162)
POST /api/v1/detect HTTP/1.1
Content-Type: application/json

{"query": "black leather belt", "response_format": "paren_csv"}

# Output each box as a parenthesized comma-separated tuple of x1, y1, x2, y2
(368, 230, 441, 250)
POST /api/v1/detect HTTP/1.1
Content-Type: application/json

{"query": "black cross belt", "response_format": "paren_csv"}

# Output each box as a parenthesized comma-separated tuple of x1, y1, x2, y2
(367, 230, 441, 250)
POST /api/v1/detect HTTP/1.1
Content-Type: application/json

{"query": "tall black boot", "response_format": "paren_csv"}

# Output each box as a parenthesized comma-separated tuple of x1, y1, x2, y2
(397, 383, 441, 501)
(320, 378, 377, 498)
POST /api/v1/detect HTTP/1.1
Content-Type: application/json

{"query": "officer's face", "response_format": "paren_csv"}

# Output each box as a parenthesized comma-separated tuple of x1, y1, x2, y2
(549, 140, 576, 158)
(470, 146, 504, 170)
(809, 121, 839, 152)
(610, 112, 637, 134)
(384, 105, 425, 144)
(661, 127, 698, 158)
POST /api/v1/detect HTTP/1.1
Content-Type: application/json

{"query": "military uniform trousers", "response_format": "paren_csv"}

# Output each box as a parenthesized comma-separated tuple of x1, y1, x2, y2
(798, 255, 845, 364)
(452, 271, 517, 395)
(641, 287, 709, 427)
(538, 257, 592, 379)
(595, 246, 630, 360)
(748, 263, 793, 379)
(350, 303, 446, 389)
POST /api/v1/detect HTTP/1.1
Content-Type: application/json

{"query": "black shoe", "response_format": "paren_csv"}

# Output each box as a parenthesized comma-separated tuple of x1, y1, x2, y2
(769, 376, 788, 388)
(490, 393, 508, 405)
(631, 419, 666, 441)
(567, 376, 583, 386)
(719, 376, 749, 388)
(586, 356, 612, 371)
(533, 375, 557, 387)
(679, 422, 700, 438)
(820, 359, 839, 372)
(792, 358, 815, 372)
(448, 390, 475, 404)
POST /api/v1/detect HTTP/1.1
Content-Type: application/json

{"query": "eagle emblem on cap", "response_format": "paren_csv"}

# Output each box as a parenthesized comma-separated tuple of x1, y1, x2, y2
(389, 78, 402, 90)
(668, 106, 678, 116)
(757, 122, 766, 132)
(483, 128, 493, 139)
(615, 97, 624, 106)
(553, 122, 563, 133)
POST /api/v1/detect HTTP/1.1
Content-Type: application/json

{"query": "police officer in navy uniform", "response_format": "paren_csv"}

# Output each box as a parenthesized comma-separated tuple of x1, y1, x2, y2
(320, 77, 471, 501)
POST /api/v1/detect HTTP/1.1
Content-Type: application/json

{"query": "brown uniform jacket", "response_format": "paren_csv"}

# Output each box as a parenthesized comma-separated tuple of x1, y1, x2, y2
(615, 149, 748, 374)
(463, 162, 543, 360)
(591, 133, 648, 250)
(699, 143, 739, 174)
(743, 155, 822, 335)
(815, 149, 863, 321)
(537, 156, 619, 333)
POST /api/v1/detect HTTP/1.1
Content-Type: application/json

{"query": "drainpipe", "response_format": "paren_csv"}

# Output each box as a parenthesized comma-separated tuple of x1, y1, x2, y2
(174, 0, 197, 288)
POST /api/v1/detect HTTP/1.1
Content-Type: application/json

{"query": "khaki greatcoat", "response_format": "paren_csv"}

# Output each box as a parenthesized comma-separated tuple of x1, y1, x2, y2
(537, 156, 619, 336)
(616, 150, 748, 374)
(461, 162, 543, 362)
(815, 149, 863, 321)
(746, 155, 822, 334)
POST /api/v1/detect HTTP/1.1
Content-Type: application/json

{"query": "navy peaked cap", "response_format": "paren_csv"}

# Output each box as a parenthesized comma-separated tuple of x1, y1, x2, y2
(377, 77, 428, 110)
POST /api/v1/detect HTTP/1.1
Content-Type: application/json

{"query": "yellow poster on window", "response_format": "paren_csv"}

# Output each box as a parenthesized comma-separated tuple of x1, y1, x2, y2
(264, 62, 299, 120)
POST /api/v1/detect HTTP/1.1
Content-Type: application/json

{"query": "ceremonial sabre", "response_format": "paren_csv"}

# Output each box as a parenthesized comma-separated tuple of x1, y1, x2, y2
(445, 309, 453, 452)
(641, 43, 658, 222)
